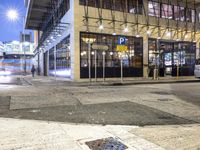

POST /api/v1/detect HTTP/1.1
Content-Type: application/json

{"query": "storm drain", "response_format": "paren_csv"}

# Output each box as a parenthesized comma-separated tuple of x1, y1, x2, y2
(85, 137, 128, 150)
(158, 98, 173, 101)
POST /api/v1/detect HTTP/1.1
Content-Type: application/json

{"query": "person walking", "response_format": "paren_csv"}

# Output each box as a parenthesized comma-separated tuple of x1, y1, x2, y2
(31, 65, 36, 77)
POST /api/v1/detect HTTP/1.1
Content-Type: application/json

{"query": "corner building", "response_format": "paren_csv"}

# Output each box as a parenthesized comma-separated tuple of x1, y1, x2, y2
(25, 0, 200, 81)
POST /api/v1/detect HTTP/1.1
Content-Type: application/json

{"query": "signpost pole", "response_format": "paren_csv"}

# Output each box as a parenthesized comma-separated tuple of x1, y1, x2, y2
(121, 55, 123, 83)
(54, 46, 57, 82)
(103, 51, 105, 82)
(177, 60, 179, 79)
(117, 37, 127, 83)
(88, 43, 91, 83)
(95, 50, 97, 82)
(91, 44, 109, 83)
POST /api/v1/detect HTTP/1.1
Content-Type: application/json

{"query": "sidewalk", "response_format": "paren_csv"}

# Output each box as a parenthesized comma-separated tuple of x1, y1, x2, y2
(0, 118, 199, 150)
(21, 75, 200, 86)
(0, 118, 162, 150)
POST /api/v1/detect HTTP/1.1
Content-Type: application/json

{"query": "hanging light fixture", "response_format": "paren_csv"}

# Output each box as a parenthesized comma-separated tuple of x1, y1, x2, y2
(123, 23, 129, 33)
(146, 26, 151, 35)
(166, 31, 171, 37)
(147, 30, 151, 35)
(99, 24, 104, 30)
(136, 34, 140, 38)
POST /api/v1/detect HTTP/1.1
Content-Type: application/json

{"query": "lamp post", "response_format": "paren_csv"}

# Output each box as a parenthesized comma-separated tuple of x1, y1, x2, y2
(6, 9, 27, 75)
(22, 17, 26, 75)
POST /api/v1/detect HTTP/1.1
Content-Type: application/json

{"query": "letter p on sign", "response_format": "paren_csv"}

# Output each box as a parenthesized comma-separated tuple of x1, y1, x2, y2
(118, 37, 126, 45)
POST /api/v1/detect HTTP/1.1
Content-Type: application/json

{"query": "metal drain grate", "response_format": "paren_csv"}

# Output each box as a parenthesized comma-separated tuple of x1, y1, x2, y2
(85, 137, 128, 150)
(158, 98, 173, 101)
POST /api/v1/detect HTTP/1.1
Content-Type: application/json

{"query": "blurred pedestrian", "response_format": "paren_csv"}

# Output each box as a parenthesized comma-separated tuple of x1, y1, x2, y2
(31, 65, 36, 77)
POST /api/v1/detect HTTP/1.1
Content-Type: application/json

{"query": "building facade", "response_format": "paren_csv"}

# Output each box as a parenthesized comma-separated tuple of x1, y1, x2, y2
(25, 0, 200, 80)
(0, 40, 35, 75)
(0, 41, 4, 57)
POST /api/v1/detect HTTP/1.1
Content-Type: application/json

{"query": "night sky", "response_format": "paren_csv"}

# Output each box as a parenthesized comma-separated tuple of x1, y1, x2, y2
(0, 0, 28, 42)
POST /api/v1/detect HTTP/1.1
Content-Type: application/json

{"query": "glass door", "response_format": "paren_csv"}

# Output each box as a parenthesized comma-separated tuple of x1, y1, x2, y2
(159, 41, 173, 76)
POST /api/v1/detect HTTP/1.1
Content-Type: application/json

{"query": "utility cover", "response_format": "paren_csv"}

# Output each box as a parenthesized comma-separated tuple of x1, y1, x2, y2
(85, 137, 128, 150)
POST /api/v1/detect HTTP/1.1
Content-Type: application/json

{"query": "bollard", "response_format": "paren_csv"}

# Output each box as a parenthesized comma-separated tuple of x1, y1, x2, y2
(153, 69, 159, 80)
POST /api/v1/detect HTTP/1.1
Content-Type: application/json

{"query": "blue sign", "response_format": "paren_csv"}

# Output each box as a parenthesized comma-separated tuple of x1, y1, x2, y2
(118, 37, 126, 45)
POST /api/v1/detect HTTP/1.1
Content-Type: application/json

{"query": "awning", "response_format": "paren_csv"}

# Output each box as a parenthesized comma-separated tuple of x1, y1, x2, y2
(25, 0, 51, 30)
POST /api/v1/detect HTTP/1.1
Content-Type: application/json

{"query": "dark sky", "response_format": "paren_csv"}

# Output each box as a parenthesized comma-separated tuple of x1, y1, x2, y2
(0, 0, 29, 42)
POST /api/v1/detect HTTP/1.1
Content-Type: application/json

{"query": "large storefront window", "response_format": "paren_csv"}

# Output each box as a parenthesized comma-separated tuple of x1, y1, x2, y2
(49, 36, 71, 78)
(148, 39, 196, 77)
(79, 0, 143, 14)
(80, 32, 143, 78)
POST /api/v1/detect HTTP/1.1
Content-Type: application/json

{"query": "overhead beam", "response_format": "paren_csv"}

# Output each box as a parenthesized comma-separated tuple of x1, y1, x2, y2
(32, 5, 51, 13)
(29, 18, 44, 24)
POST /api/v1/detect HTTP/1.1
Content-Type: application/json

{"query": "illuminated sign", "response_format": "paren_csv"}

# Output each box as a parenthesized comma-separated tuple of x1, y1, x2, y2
(92, 44, 109, 51)
(116, 45, 128, 52)
(118, 37, 127, 45)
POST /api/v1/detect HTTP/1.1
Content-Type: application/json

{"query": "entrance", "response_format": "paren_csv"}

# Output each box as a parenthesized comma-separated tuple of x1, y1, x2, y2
(148, 39, 196, 77)
(160, 41, 174, 76)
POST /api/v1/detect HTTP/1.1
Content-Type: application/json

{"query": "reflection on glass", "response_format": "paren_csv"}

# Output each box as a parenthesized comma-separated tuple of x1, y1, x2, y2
(164, 53, 172, 66)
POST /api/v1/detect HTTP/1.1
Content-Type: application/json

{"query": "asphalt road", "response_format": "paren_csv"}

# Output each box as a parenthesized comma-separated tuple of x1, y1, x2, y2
(0, 76, 199, 126)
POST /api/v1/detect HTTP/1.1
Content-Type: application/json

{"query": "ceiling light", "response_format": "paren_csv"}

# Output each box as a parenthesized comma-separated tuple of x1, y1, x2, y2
(166, 31, 171, 37)
(99, 24, 104, 30)
(136, 34, 140, 38)
(123, 27, 129, 33)
(147, 30, 151, 35)
(112, 32, 116, 36)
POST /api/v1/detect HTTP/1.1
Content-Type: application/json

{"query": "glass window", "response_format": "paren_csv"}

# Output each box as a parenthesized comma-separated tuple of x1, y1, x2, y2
(174, 6, 180, 20)
(186, 8, 191, 22)
(148, 39, 157, 67)
(197, 11, 200, 22)
(191, 9, 196, 22)
(195, 58, 200, 65)
(128, 0, 143, 14)
(161, 3, 173, 19)
(179, 7, 185, 21)
(49, 36, 71, 78)
(79, 0, 143, 14)
(102, 0, 111, 9)
(80, 32, 143, 78)
(148, 1, 160, 17)
(80, 0, 96, 7)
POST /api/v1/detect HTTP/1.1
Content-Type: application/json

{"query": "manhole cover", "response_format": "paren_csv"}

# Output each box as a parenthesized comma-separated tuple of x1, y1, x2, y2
(158, 98, 173, 101)
(85, 137, 128, 150)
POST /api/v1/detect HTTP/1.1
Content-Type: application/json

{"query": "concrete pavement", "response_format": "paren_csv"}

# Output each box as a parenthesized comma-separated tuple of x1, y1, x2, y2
(0, 118, 199, 150)
(0, 76, 200, 149)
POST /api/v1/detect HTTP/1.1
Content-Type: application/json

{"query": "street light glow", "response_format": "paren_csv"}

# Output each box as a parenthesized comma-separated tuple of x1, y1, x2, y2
(7, 9, 19, 21)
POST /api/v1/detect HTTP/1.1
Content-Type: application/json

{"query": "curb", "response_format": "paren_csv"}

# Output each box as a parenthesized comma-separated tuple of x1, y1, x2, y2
(106, 79, 200, 86)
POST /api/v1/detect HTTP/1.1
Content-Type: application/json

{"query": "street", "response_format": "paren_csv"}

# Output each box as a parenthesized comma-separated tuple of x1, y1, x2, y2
(0, 76, 199, 149)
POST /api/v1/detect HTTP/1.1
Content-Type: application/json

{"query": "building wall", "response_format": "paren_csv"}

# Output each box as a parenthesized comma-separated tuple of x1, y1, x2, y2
(72, 0, 200, 79)
(31, 0, 200, 80)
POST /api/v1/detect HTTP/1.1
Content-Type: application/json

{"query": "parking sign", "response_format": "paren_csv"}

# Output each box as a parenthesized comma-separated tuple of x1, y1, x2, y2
(118, 37, 126, 45)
